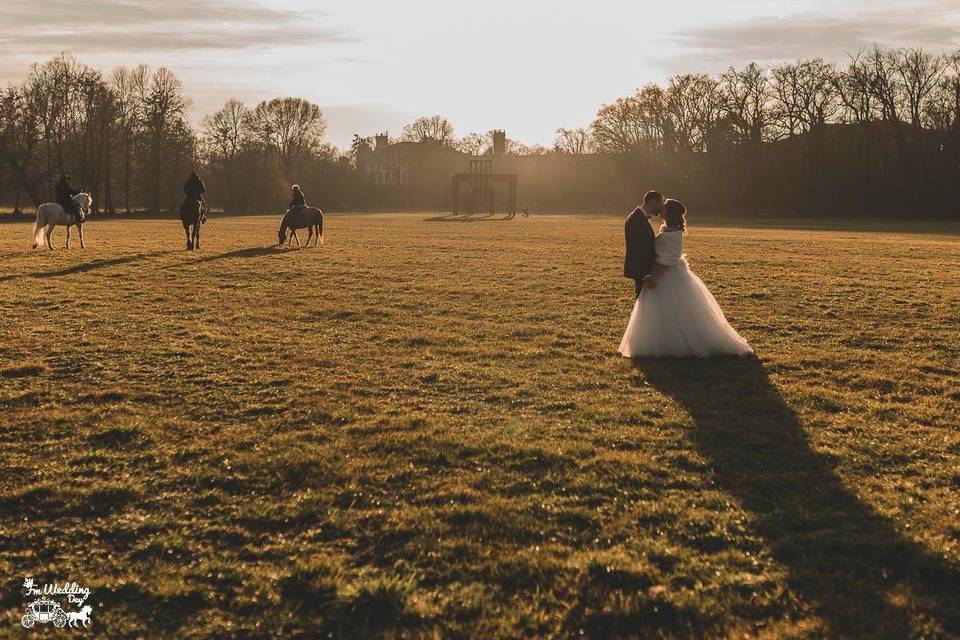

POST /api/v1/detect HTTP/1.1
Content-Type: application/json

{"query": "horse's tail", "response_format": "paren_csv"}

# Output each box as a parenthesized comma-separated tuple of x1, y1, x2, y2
(317, 210, 324, 243)
(32, 206, 47, 248)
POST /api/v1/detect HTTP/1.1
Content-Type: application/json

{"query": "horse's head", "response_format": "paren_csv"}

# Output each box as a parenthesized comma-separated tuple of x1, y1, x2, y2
(277, 225, 287, 246)
(81, 606, 92, 615)
(74, 192, 93, 217)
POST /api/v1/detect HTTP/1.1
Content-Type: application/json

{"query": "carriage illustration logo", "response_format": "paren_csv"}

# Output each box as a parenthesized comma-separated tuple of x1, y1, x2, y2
(20, 578, 93, 629)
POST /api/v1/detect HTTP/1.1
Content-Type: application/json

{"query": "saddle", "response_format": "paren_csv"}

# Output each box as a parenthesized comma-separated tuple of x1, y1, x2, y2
(61, 201, 84, 223)
(181, 197, 207, 224)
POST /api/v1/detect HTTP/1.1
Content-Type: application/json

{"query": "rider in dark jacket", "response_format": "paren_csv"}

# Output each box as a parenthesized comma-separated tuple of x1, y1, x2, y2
(184, 172, 206, 202)
(184, 172, 206, 221)
(55, 174, 81, 218)
(288, 184, 306, 214)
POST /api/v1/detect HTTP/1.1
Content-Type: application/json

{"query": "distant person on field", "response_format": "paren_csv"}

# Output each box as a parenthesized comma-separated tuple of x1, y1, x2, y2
(288, 185, 306, 216)
(55, 174, 81, 219)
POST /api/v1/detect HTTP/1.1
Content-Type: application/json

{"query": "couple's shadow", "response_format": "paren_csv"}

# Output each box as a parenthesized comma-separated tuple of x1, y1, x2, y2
(633, 356, 959, 637)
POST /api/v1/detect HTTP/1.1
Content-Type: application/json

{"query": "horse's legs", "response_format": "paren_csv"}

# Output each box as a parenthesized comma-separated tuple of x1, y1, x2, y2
(293, 230, 301, 247)
(65, 225, 71, 249)
(184, 223, 192, 250)
(45, 225, 55, 250)
(193, 223, 200, 250)
(78, 224, 85, 249)
(305, 227, 313, 246)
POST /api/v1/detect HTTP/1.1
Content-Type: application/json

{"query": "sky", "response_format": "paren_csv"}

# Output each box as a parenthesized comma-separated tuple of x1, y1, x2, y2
(2, 0, 960, 149)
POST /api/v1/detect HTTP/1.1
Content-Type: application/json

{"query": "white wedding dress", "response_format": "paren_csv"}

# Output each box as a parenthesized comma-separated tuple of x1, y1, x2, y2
(618, 229, 753, 358)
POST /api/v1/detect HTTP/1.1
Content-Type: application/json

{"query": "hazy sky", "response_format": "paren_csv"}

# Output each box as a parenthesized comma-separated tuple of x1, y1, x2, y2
(3, 0, 960, 148)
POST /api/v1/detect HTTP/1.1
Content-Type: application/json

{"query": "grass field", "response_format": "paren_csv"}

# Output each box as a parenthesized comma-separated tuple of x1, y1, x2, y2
(1, 212, 958, 639)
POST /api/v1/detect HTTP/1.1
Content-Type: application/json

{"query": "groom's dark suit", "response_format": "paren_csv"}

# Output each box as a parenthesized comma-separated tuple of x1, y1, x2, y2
(624, 206, 655, 297)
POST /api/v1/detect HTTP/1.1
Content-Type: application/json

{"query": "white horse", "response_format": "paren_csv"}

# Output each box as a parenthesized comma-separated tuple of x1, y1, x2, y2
(66, 605, 92, 628)
(32, 193, 93, 250)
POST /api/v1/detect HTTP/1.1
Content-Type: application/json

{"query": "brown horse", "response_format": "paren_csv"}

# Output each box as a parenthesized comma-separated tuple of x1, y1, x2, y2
(278, 207, 324, 247)
(179, 197, 206, 250)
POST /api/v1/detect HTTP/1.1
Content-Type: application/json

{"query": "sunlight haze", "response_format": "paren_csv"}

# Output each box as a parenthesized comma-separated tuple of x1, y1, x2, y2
(2, 0, 959, 147)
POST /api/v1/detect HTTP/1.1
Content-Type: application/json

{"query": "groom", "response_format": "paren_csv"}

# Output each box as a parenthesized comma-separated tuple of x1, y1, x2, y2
(624, 190, 664, 297)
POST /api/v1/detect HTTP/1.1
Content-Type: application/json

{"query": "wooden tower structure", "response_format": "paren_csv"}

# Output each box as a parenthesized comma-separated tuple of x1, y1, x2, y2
(452, 130, 517, 216)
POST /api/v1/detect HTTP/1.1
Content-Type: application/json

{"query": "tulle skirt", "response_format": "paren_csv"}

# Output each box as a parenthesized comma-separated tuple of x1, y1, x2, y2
(618, 259, 753, 358)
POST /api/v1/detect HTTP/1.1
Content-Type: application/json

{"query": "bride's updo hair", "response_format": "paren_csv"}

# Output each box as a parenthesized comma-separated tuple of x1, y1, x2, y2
(662, 199, 687, 232)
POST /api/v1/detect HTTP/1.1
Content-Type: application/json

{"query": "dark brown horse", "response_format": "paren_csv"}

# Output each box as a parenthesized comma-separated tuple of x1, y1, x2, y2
(278, 207, 324, 247)
(179, 197, 206, 250)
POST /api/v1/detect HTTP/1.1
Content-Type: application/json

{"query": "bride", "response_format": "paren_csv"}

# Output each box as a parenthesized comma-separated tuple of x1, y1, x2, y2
(618, 199, 753, 358)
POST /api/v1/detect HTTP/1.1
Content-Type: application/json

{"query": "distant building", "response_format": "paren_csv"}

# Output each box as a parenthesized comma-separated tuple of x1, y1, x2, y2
(354, 129, 618, 211)
(358, 130, 513, 189)
(362, 134, 410, 186)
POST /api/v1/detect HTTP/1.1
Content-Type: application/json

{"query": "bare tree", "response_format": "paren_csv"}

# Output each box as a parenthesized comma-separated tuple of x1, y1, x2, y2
(510, 142, 549, 156)
(892, 47, 947, 131)
(250, 97, 327, 179)
(142, 67, 191, 212)
(664, 74, 722, 153)
(554, 128, 595, 155)
(109, 65, 148, 213)
(401, 115, 454, 145)
(0, 86, 42, 206)
(591, 84, 666, 155)
(927, 52, 960, 133)
(720, 63, 772, 145)
(457, 132, 489, 155)
(835, 52, 876, 124)
(863, 46, 903, 124)
(772, 59, 840, 137)
(201, 99, 252, 212)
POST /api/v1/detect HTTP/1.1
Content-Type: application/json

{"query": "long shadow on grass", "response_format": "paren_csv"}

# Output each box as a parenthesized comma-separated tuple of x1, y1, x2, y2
(156, 246, 288, 272)
(635, 356, 960, 637)
(0, 251, 168, 282)
(184, 246, 284, 265)
(423, 213, 514, 222)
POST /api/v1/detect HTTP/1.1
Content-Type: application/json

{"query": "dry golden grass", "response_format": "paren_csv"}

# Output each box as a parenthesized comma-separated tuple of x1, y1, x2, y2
(1, 212, 958, 639)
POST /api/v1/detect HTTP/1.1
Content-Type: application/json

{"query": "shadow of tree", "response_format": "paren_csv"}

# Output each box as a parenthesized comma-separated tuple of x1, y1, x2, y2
(634, 356, 960, 637)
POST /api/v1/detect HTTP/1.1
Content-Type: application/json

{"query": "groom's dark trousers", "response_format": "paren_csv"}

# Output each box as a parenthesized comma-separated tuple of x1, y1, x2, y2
(624, 206, 656, 298)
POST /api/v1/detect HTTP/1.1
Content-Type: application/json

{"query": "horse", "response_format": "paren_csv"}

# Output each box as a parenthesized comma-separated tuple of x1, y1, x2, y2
(32, 193, 93, 250)
(179, 197, 206, 250)
(278, 207, 324, 247)
(67, 605, 92, 628)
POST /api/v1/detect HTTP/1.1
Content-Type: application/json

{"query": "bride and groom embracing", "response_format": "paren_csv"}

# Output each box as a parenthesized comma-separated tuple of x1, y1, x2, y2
(618, 190, 753, 359)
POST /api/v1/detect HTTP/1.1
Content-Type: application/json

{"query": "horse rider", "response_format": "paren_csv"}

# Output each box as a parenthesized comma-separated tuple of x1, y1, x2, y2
(184, 171, 207, 219)
(55, 174, 81, 220)
(287, 184, 306, 217)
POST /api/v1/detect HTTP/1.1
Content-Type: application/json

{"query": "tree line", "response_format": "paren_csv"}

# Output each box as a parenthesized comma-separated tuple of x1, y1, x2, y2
(2, 48, 959, 216)
(0, 54, 343, 215)
(577, 47, 960, 214)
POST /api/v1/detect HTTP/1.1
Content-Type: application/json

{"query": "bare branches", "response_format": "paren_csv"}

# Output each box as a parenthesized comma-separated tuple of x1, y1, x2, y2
(893, 47, 948, 129)
(554, 128, 595, 155)
(401, 116, 455, 146)
(720, 63, 772, 145)
(771, 59, 840, 136)
(249, 97, 327, 179)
